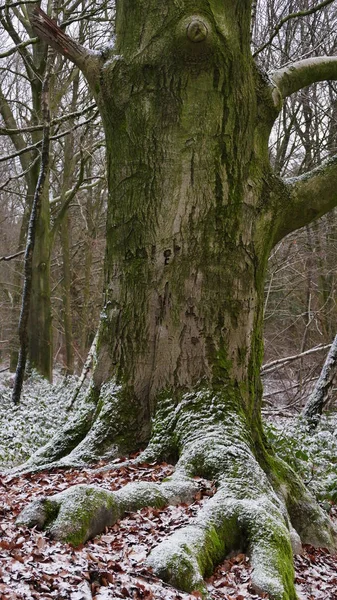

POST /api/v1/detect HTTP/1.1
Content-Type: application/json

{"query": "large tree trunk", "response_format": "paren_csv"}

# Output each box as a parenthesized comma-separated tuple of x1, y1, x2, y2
(94, 0, 271, 443)
(15, 2, 337, 599)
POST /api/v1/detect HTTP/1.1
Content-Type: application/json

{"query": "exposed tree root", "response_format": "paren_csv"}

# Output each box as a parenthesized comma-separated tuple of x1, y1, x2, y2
(17, 477, 198, 546)
(16, 389, 337, 600)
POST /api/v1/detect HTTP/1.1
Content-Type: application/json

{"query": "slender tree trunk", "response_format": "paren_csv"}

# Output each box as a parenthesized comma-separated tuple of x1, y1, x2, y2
(80, 153, 95, 357)
(27, 177, 53, 380)
(60, 213, 74, 375)
(12, 74, 51, 402)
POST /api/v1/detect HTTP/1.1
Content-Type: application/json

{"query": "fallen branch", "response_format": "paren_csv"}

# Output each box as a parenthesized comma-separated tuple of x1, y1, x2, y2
(261, 344, 331, 376)
(0, 251, 25, 262)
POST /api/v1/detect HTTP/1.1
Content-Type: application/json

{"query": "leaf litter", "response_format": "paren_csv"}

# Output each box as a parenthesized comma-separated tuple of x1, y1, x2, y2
(0, 461, 336, 599)
(1, 370, 337, 598)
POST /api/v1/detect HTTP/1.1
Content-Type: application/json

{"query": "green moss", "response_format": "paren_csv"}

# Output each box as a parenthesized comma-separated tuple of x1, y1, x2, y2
(50, 486, 119, 546)
(211, 343, 233, 385)
(250, 519, 296, 600)
(196, 518, 240, 577)
(42, 499, 60, 529)
(160, 547, 207, 597)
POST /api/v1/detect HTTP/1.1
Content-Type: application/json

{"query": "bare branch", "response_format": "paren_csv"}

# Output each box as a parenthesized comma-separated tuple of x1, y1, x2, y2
(0, 102, 97, 135)
(271, 56, 337, 99)
(261, 343, 332, 376)
(29, 7, 100, 82)
(274, 154, 337, 242)
(0, 0, 37, 11)
(254, 0, 336, 57)
(0, 110, 100, 163)
(0, 250, 25, 262)
(0, 36, 38, 59)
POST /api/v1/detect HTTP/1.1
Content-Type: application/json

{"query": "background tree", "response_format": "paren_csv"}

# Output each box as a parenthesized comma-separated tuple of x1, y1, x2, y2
(0, 0, 109, 379)
(255, 0, 337, 408)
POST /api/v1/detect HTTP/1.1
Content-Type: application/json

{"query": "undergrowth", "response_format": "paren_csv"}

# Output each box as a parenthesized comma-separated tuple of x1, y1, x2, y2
(0, 370, 86, 468)
(264, 413, 337, 503)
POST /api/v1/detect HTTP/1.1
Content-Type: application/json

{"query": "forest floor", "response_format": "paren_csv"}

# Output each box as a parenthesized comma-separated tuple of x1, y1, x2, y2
(1, 370, 337, 599)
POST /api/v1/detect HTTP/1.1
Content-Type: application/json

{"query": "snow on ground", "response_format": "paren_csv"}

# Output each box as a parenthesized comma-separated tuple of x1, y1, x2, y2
(264, 411, 337, 502)
(0, 369, 86, 468)
(2, 369, 337, 502)
(1, 372, 337, 598)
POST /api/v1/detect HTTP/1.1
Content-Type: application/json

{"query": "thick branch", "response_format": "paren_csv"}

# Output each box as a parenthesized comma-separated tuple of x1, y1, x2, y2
(29, 7, 100, 85)
(272, 57, 337, 99)
(274, 154, 337, 242)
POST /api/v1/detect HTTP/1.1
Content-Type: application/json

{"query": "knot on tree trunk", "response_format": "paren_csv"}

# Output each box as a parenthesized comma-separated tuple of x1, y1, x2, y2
(186, 19, 208, 43)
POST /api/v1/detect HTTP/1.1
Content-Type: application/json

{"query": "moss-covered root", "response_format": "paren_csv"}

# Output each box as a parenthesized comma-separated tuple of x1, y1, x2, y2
(147, 487, 297, 600)
(144, 390, 304, 600)
(269, 455, 337, 551)
(16, 478, 199, 546)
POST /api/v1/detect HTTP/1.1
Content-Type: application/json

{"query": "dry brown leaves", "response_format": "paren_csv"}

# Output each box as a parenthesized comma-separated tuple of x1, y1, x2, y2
(0, 459, 337, 599)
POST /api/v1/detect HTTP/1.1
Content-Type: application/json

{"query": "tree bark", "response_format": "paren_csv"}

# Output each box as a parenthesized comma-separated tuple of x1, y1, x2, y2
(302, 332, 337, 426)
(16, 2, 337, 598)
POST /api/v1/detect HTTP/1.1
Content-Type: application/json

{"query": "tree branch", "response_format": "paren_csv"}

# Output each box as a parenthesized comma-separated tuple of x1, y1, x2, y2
(275, 154, 337, 242)
(271, 56, 337, 99)
(0, 0, 37, 11)
(0, 250, 25, 262)
(261, 343, 332, 376)
(0, 36, 38, 59)
(254, 0, 336, 57)
(29, 7, 100, 84)
(0, 110, 99, 163)
(0, 85, 34, 179)
(0, 102, 96, 135)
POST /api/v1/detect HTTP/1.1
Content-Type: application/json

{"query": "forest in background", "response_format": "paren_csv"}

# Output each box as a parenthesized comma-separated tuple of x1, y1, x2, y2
(1, 0, 337, 409)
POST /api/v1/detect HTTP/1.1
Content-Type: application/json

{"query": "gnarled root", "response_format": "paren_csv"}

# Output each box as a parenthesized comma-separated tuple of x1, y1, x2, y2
(17, 477, 199, 546)
(16, 389, 337, 600)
